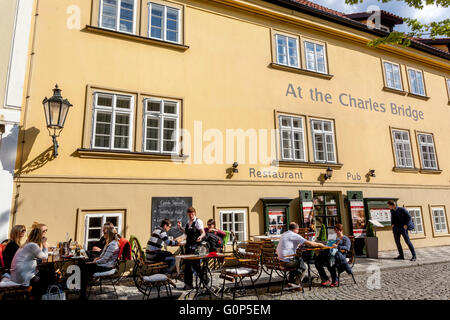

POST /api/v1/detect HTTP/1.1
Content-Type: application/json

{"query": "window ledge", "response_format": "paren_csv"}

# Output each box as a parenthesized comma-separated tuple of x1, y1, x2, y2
(392, 167, 419, 173)
(407, 92, 430, 100)
(269, 63, 333, 79)
(76, 148, 188, 162)
(420, 169, 442, 174)
(84, 25, 189, 51)
(431, 233, 450, 238)
(382, 86, 407, 96)
(274, 160, 343, 169)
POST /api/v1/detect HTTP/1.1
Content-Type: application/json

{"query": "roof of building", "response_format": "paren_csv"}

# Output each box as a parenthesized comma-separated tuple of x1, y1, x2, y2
(262, 0, 450, 60)
(345, 10, 404, 25)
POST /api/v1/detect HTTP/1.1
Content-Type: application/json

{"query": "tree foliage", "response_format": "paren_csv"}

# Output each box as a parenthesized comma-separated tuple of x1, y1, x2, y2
(344, 0, 450, 47)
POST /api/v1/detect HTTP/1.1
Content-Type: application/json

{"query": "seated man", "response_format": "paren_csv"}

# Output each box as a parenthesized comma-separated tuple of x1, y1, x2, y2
(145, 219, 179, 274)
(276, 222, 326, 287)
(314, 223, 353, 287)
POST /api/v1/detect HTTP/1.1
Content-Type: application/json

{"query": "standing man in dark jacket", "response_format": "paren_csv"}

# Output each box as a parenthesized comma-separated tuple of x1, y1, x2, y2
(388, 200, 416, 261)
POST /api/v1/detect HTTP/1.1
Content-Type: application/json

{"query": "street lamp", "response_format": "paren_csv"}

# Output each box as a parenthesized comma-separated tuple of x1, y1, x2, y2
(324, 167, 333, 180)
(42, 84, 73, 157)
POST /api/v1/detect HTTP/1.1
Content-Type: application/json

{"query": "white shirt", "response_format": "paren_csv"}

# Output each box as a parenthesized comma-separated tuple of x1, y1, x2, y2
(276, 230, 306, 262)
(187, 217, 204, 231)
(10, 243, 48, 286)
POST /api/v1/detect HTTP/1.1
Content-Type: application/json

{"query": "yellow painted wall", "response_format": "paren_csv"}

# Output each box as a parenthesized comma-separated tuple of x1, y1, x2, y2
(12, 0, 450, 250)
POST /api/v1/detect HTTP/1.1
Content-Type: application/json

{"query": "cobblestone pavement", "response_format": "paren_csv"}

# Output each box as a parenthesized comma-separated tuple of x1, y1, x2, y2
(237, 262, 450, 300)
(87, 245, 450, 300)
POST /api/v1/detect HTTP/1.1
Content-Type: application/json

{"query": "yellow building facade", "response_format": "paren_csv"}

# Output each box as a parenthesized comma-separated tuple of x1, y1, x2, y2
(9, 0, 450, 252)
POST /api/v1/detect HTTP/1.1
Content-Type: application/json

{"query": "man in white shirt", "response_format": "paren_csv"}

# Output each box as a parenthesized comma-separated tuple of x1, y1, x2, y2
(276, 222, 326, 286)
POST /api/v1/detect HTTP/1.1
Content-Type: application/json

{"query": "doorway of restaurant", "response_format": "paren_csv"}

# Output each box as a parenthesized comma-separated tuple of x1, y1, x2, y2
(312, 192, 342, 240)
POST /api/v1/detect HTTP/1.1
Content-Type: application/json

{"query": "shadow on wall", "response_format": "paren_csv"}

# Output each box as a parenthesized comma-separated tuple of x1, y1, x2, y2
(14, 126, 57, 175)
(251, 200, 264, 235)
(0, 209, 11, 242)
(0, 124, 21, 176)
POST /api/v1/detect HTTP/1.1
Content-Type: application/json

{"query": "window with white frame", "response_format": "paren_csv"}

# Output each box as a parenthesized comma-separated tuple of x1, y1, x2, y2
(92, 93, 134, 151)
(220, 210, 247, 243)
(304, 41, 327, 73)
(275, 34, 299, 68)
(407, 68, 425, 96)
(417, 133, 438, 170)
(446, 78, 450, 99)
(143, 99, 179, 153)
(384, 61, 403, 90)
(148, 2, 181, 43)
(100, 0, 136, 33)
(392, 130, 413, 168)
(84, 213, 122, 250)
(431, 207, 448, 233)
(279, 115, 306, 161)
(408, 207, 424, 234)
(311, 119, 336, 163)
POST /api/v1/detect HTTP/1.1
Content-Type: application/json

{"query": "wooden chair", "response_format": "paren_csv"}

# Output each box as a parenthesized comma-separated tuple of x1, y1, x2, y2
(0, 275, 32, 300)
(130, 235, 174, 299)
(260, 239, 302, 296)
(219, 241, 261, 300)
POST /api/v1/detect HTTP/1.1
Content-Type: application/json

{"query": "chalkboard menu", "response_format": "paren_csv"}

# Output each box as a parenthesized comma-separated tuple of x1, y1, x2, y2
(151, 197, 192, 238)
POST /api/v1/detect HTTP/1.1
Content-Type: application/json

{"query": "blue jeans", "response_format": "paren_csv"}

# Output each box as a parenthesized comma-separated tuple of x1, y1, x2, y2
(154, 251, 176, 274)
(393, 227, 416, 258)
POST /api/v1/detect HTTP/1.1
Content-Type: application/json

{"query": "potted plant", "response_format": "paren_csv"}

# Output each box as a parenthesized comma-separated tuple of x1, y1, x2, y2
(365, 221, 378, 258)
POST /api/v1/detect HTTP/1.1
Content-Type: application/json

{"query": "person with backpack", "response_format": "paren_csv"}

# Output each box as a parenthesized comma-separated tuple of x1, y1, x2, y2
(388, 200, 416, 261)
(204, 219, 225, 252)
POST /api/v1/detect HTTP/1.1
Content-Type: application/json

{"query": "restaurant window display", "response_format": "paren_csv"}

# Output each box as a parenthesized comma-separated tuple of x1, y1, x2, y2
(312, 193, 341, 240)
(261, 198, 292, 236)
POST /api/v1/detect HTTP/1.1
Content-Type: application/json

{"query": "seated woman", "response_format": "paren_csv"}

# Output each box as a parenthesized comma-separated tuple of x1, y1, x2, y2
(314, 224, 352, 287)
(2, 225, 26, 272)
(10, 227, 49, 299)
(86, 228, 119, 277)
(88, 222, 115, 260)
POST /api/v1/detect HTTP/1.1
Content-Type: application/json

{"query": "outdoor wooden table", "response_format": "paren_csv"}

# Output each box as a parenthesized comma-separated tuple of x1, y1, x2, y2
(41, 254, 89, 300)
(177, 253, 231, 299)
(286, 246, 334, 291)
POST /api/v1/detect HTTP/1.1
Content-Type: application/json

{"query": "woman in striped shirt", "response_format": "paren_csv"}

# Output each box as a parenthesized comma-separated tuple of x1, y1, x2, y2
(86, 228, 119, 276)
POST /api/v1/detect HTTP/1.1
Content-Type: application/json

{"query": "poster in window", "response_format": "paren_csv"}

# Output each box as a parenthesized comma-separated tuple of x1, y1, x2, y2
(302, 201, 313, 229)
(369, 208, 391, 226)
(268, 210, 286, 235)
(350, 200, 366, 238)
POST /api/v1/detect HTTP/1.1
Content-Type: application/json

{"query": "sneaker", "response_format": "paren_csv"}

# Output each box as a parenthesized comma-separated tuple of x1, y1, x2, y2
(330, 282, 339, 287)
(410, 256, 417, 261)
(394, 256, 405, 260)
(321, 280, 331, 287)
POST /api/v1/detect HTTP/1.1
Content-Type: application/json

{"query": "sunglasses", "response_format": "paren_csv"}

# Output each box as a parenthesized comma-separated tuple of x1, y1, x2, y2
(42, 229, 48, 233)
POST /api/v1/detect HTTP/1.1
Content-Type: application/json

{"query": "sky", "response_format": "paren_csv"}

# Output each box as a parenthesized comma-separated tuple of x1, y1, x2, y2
(308, 0, 449, 35)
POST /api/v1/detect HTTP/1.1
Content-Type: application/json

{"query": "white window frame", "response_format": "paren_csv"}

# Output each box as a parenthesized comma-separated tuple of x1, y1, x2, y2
(91, 92, 134, 151)
(446, 78, 450, 100)
(279, 115, 306, 161)
(407, 207, 424, 235)
(143, 98, 180, 154)
(431, 207, 448, 233)
(383, 61, 403, 91)
(311, 119, 337, 164)
(303, 40, 327, 74)
(84, 213, 123, 250)
(148, 2, 181, 44)
(407, 68, 426, 96)
(392, 129, 414, 168)
(219, 209, 247, 244)
(417, 133, 438, 170)
(99, 0, 137, 34)
(275, 34, 300, 68)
